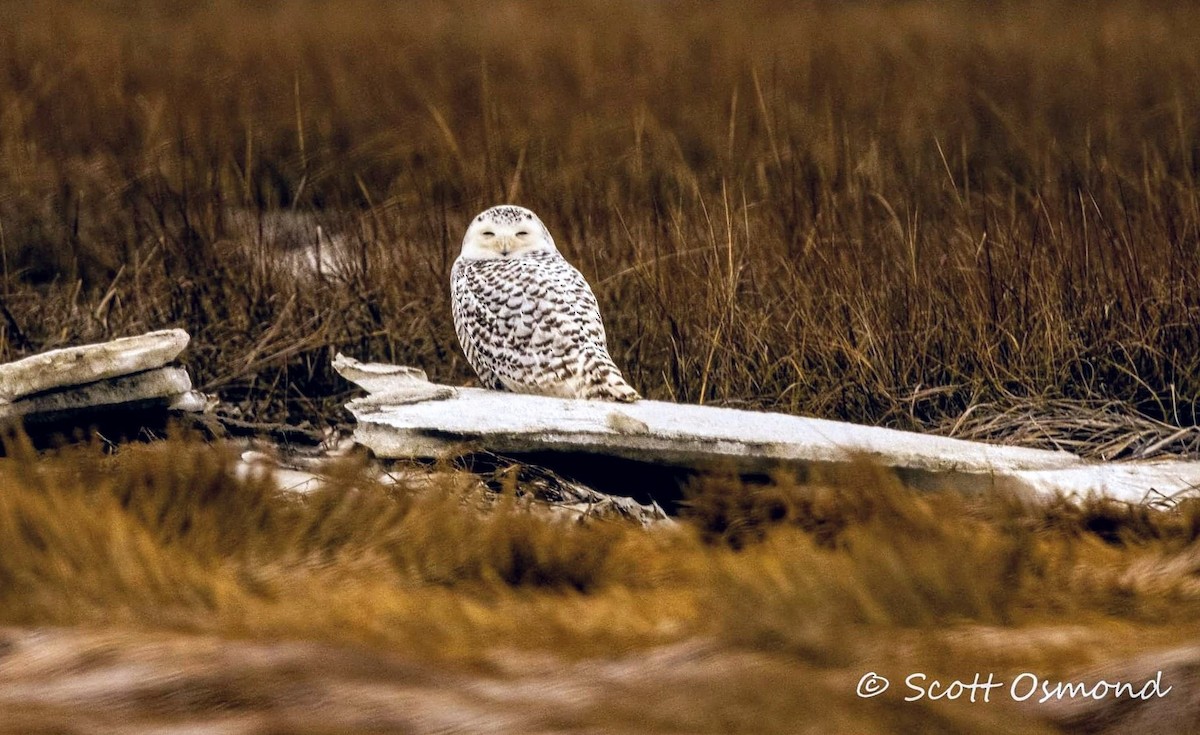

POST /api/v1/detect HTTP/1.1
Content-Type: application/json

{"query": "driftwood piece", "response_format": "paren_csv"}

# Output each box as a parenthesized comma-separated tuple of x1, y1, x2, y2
(0, 329, 190, 403)
(331, 356, 454, 405)
(1012, 461, 1200, 507)
(334, 355, 1200, 504)
(334, 355, 1078, 474)
(0, 330, 206, 449)
(233, 446, 672, 525)
(0, 367, 193, 423)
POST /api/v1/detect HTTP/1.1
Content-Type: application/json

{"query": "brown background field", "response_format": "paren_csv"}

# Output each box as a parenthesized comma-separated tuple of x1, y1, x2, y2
(2, 0, 1199, 443)
(2, 2, 1200, 733)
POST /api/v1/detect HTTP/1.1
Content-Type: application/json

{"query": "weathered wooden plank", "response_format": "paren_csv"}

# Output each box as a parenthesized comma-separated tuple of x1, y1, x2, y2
(0, 330, 190, 403)
(334, 355, 1200, 505)
(0, 367, 193, 423)
(334, 355, 1082, 474)
(1011, 461, 1200, 505)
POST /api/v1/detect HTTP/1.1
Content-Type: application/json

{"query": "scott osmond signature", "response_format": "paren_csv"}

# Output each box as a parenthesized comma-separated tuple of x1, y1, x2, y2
(855, 671, 1172, 704)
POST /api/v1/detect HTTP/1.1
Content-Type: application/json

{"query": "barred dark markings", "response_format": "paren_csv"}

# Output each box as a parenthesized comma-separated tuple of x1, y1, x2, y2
(450, 206, 640, 402)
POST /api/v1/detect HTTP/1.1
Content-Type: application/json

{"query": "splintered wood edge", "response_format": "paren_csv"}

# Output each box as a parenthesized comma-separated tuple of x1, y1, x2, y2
(332, 354, 440, 397)
(0, 366, 193, 420)
(0, 329, 191, 402)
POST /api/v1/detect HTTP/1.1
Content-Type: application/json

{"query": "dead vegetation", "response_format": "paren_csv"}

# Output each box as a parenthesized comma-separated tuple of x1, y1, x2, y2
(940, 396, 1200, 460)
(0, 0, 1198, 442)
(1, 432, 1200, 731)
(3, 0, 1200, 730)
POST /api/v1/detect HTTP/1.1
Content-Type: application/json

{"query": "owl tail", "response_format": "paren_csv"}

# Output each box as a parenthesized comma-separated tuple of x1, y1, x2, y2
(589, 369, 641, 402)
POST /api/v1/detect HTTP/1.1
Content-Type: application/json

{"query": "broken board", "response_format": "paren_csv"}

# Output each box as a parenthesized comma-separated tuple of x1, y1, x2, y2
(0, 330, 204, 443)
(334, 355, 1200, 504)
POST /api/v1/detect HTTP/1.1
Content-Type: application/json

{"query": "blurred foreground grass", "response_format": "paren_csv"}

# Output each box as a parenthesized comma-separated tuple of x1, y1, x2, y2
(1, 433, 1199, 732)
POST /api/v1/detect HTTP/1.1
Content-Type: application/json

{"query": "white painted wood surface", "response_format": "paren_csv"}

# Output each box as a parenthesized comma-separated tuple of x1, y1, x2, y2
(1011, 461, 1200, 505)
(0, 329, 190, 402)
(0, 367, 193, 421)
(334, 355, 1200, 504)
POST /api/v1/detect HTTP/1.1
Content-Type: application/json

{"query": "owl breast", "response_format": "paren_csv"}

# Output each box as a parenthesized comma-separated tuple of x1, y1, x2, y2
(451, 250, 636, 401)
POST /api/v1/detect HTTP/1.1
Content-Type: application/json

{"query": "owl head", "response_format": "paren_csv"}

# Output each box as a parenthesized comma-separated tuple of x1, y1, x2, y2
(459, 205, 557, 260)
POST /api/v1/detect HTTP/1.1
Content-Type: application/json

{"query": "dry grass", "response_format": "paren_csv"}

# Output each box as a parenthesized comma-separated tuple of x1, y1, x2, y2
(0, 0, 1198, 437)
(2, 433, 1200, 731)
(941, 396, 1200, 460)
(3, 2, 1200, 730)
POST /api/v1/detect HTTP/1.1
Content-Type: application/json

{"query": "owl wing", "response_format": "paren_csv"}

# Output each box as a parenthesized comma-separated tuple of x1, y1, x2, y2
(527, 257, 609, 362)
(450, 260, 508, 390)
(561, 263, 608, 347)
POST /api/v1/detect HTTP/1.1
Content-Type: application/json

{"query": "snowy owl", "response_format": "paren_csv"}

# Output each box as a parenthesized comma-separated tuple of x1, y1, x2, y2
(450, 205, 640, 402)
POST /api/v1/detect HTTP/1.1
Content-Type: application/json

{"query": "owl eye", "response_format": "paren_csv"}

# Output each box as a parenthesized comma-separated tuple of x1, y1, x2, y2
(482, 231, 495, 237)
(516, 231, 529, 237)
